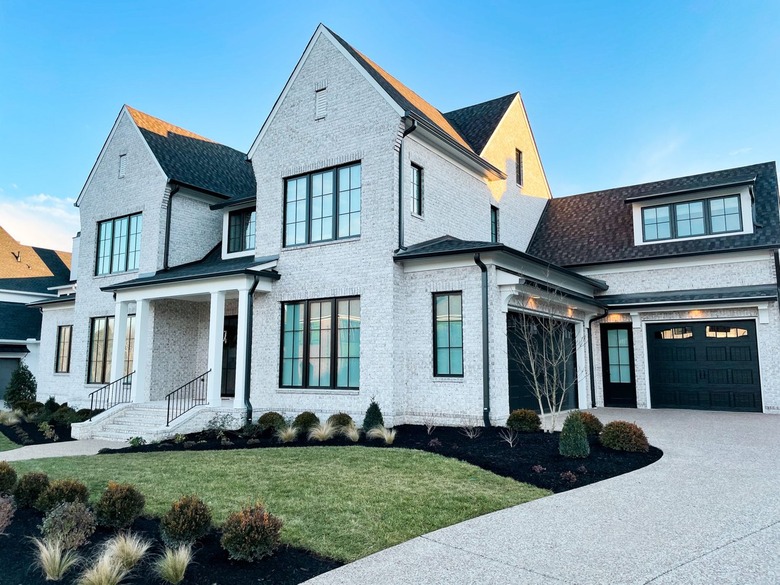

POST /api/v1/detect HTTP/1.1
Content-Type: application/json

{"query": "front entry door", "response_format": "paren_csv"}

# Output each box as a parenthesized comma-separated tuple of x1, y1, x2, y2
(601, 324, 637, 407)
(221, 316, 238, 398)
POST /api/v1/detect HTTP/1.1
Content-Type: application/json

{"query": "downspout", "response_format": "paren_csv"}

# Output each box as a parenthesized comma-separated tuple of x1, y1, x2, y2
(163, 183, 180, 271)
(774, 250, 780, 316)
(397, 118, 417, 251)
(474, 253, 491, 427)
(243, 274, 261, 424)
(587, 308, 609, 408)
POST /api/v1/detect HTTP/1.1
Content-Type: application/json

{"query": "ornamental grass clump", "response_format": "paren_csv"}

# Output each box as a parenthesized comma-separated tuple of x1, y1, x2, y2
(0, 495, 15, 534)
(341, 423, 360, 442)
(275, 425, 298, 443)
(558, 411, 590, 458)
(600, 421, 649, 453)
(155, 545, 193, 585)
(506, 409, 541, 433)
(366, 425, 396, 445)
(32, 537, 80, 581)
(0, 460, 17, 495)
(362, 399, 384, 431)
(102, 532, 151, 571)
(95, 482, 145, 529)
(160, 495, 212, 547)
(41, 501, 97, 550)
(36, 478, 89, 512)
(292, 411, 320, 433)
(220, 502, 283, 562)
(77, 553, 128, 585)
(308, 420, 337, 442)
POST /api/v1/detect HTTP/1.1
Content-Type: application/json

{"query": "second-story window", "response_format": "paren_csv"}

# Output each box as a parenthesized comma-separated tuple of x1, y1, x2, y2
(411, 164, 423, 216)
(96, 213, 142, 275)
(227, 207, 256, 253)
(515, 149, 524, 186)
(490, 206, 499, 243)
(642, 195, 742, 242)
(284, 162, 361, 247)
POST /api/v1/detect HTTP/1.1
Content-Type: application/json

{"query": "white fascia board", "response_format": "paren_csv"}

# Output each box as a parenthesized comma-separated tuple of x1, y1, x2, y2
(248, 24, 404, 160)
(488, 252, 602, 297)
(399, 256, 476, 273)
(221, 200, 258, 260)
(407, 131, 496, 182)
(114, 273, 271, 302)
(0, 290, 56, 303)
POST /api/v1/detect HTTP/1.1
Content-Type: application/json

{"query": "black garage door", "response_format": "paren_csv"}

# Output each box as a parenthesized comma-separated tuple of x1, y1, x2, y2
(646, 320, 762, 412)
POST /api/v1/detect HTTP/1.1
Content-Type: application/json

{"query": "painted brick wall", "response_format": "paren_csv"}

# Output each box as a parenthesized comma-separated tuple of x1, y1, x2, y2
(36, 303, 77, 404)
(167, 193, 223, 267)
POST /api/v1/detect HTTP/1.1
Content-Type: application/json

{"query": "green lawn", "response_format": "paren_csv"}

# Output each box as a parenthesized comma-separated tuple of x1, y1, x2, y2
(12, 446, 549, 561)
(0, 433, 18, 452)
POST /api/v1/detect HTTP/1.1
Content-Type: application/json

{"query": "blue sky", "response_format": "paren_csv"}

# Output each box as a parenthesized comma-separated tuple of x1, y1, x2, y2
(1, 1, 778, 251)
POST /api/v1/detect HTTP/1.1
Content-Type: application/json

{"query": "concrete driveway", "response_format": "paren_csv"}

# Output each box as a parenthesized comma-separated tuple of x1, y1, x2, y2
(305, 409, 780, 585)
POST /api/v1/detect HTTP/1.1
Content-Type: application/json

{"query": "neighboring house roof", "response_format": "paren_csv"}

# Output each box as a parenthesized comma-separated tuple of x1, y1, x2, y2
(598, 284, 778, 308)
(527, 162, 780, 267)
(102, 245, 279, 291)
(0, 226, 72, 295)
(125, 106, 256, 201)
(443, 93, 517, 154)
(0, 301, 42, 341)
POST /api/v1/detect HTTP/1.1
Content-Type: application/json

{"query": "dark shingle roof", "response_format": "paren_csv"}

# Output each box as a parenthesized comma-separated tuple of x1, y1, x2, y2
(443, 93, 517, 154)
(126, 106, 256, 201)
(598, 284, 777, 308)
(0, 301, 42, 341)
(102, 245, 278, 291)
(0, 227, 72, 294)
(527, 162, 780, 267)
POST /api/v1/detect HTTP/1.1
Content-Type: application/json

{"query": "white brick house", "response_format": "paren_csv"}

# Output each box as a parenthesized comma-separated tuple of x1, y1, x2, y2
(34, 25, 780, 440)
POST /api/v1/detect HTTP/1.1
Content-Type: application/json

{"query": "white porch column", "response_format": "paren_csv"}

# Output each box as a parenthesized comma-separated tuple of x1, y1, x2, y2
(207, 290, 226, 406)
(109, 300, 129, 383)
(233, 290, 250, 409)
(130, 299, 151, 402)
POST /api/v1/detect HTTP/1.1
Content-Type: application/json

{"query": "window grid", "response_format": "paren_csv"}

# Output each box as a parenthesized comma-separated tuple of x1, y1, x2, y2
(280, 303, 304, 387)
(411, 164, 423, 216)
(87, 315, 135, 384)
(606, 328, 631, 383)
(310, 171, 334, 242)
(490, 206, 499, 243)
(642, 195, 742, 242)
(55, 325, 72, 373)
(433, 292, 464, 377)
(95, 213, 142, 275)
(227, 208, 257, 253)
(307, 300, 332, 387)
(337, 298, 360, 388)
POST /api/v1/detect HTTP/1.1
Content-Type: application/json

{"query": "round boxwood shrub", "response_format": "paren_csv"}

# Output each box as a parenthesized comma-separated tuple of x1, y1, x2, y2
(362, 400, 384, 431)
(95, 481, 145, 529)
(13, 471, 50, 508)
(573, 411, 604, 437)
(292, 411, 320, 433)
(559, 412, 590, 458)
(220, 502, 283, 561)
(0, 461, 17, 495)
(506, 409, 541, 432)
(160, 495, 212, 547)
(326, 412, 354, 429)
(35, 478, 89, 512)
(600, 421, 649, 453)
(258, 411, 286, 434)
(41, 501, 96, 549)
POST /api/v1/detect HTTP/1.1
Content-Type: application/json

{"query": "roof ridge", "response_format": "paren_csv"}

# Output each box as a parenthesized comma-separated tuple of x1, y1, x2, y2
(443, 92, 519, 116)
(125, 105, 216, 145)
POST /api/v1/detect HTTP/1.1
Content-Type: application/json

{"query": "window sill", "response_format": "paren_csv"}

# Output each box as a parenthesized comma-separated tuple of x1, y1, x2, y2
(282, 236, 360, 252)
(411, 213, 424, 221)
(277, 387, 360, 396)
(93, 269, 139, 280)
(53, 372, 71, 376)
(222, 249, 255, 260)
(637, 229, 748, 246)
(432, 377, 464, 383)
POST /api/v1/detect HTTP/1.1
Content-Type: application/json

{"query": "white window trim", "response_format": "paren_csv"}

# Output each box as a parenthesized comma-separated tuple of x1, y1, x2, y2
(221, 202, 257, 260)
(632, 185, 753, 246)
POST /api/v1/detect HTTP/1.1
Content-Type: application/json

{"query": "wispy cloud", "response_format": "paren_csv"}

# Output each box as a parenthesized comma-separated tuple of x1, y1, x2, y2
(729, 147, 752, 157)
(0, 192, 79, 251)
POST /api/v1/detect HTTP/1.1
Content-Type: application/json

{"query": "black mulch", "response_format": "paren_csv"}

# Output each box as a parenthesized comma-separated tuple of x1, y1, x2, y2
(0, 420, 73, 446)
(2, 508, 341, 585)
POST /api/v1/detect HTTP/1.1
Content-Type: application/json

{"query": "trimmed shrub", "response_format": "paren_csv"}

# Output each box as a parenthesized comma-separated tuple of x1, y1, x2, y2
(257, 412, 286, 434)
(600, 421, 650, 453)
(41, 501, 96, 549)
(220, 502, 283, 561)
(0, 461, 17, 494)
(559, 412, 590, 458)
(75, 409, 94, 423)
(160, 495, 212, 547)
(36, 479, 89, 512)
(326, 412, 354, 429)
(0, 495, 15, 534)
(14, 471, 50, 508)
(506, 409, 541, 432)
(3, 362, 37, 409)
(362, 400, 384, 431)
(51, 405, 80, 426)
(574, 411, 604, 437)
(292, 411, 319, 433)
(95, 482, 145, 529)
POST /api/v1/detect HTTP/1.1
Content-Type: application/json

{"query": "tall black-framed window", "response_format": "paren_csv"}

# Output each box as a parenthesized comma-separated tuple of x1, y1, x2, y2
(280, 296, 360, 389)
(433, 292, 463, 377)
(55, 325, 72, 373)
(411, 163, 423, 216)
(490, 206, 499, 243)
(227, 207, 256, 253)
(87, 315, 135, 384)
(515, 149, 523, 186)
(96, 213, 142, 275)
(642, 194, 742, 242)
(283, 162, 361, 247)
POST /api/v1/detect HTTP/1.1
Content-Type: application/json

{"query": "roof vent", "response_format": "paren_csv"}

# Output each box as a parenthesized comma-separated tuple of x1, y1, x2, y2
(315, 87, 327, 121)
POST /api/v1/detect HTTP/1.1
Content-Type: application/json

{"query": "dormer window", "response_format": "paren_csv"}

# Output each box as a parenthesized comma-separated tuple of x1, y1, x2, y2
(227, 207, 256, 253)
(641, 195, 743, 242)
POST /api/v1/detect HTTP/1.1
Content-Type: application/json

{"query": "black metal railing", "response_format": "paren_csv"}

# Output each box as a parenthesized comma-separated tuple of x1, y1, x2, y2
(166, 370, 210, 426)
(88, 371, 135, 419)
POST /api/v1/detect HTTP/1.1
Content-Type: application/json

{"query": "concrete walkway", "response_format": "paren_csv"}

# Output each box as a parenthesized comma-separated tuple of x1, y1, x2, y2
(305, 409, 780, 585)
(1, 439, 121, 462)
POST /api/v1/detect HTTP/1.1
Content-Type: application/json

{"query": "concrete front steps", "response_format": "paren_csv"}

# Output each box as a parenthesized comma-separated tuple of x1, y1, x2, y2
(71, 401, 247, 443)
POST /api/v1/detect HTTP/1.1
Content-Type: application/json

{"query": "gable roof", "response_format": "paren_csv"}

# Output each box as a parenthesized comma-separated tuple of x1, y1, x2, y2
(0, 301, 42, 341)
(527, 162, 780, 267)
(443, 93, 517, 154)
(0, 226, 72, 294)
(125, 106, 256, 201)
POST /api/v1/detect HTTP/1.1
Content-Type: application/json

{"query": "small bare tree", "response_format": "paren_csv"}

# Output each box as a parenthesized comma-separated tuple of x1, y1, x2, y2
(506, 281, 585, 432)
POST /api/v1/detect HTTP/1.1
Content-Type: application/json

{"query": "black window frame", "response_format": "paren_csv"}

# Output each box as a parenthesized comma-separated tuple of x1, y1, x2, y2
(279, 296, 361, 390)
(515, 149, 523, 186)
(227, 206, 257, 253)
(54, 325, 72, 374)
(95, 212, 143, 275)
(490, 205, 499, 243)
(642, 194, 743, 242)
(411, 163, 423, 216)
(433, 291, 464, 378)
(87, 315, 135, 384)
(283, 161, 361, 247)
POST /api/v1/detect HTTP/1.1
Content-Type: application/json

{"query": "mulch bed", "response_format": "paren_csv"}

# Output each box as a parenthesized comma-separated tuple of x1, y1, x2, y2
(0, 420, 74, 446)
(3, 508, 341, 585)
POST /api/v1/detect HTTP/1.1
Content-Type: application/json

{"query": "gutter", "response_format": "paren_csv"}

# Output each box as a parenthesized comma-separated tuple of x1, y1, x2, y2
(474, 253, 491, 427)
(243, 275, 261, 424)
(397, 118, 417, 251)
(586, 309, 609, 408)
(163, 183, 180, 271)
